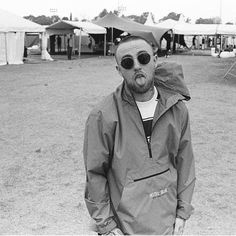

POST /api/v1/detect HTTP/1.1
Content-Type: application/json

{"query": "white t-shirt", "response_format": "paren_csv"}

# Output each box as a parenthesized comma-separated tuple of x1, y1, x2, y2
(136, 87, 158, 143)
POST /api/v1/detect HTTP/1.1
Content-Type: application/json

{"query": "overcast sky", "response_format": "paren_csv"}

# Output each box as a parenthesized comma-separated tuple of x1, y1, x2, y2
(1, 0, 236, 23)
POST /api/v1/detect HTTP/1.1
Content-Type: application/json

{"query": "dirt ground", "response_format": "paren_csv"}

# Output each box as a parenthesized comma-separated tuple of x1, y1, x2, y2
(0, 53, 236, 235)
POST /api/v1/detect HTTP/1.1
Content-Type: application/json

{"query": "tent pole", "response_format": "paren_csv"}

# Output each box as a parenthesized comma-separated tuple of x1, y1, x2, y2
(111, 27, 114, 56)
(215, 34, 217, 52)
(220, 35, 223, 52)
(171, 33, 175, 53)
(104, 34, 106, 56)
(177, 34, 180, 48)
(5, 32, 8, 64)
(79, 29, 82, 58)
(40, 32, 43, 56)
(64, 35, 66, 52)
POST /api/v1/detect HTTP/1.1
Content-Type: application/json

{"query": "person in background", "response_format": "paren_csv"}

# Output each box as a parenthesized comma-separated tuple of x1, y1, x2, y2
(83, 36, 196, 235)
(88, 36, 93, 49)
(192, 35, 196, 49)
(57, 35, 62, 53)
(67, 34, 73, 60)
(202, 37, 205, 50)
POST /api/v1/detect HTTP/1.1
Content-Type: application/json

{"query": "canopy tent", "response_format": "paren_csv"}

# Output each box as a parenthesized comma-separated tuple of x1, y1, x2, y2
(156, 19, 236, 36)
(173, 23, 216, 35)
(155, 19, 236, 52)
(144, 12, 156, 26)
(155, 19, 188, 50)
(173, 24, 236, 52)
(216, 24, 236, 35)
(156, 19, 179, 30)
(94, 13, 168, 48)
(174, 23, 236, 35)
(0, 8, 46, 65)
(46, 20, 107, 56)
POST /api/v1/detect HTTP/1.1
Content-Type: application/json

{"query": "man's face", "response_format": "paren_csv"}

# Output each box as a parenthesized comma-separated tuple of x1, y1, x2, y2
(116, 39, 157, 94)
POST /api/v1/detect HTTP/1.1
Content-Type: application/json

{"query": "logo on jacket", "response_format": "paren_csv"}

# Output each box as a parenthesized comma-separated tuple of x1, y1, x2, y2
(150, 188, 168, 199)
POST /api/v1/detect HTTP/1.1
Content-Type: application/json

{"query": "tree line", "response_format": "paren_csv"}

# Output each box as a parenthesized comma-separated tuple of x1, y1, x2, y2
(23, 9, 234, 26)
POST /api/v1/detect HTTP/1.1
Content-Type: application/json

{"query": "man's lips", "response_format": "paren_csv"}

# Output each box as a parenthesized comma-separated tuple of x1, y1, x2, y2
(134, 73, 146, 80)
(134, 73, 146, 86)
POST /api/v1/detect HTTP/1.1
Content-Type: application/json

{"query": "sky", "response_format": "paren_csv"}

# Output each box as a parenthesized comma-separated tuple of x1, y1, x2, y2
(1, 0, 236, 24)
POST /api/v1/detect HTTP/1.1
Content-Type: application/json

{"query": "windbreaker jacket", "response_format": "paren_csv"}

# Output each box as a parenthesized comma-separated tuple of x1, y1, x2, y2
(83, 62, 196, 235)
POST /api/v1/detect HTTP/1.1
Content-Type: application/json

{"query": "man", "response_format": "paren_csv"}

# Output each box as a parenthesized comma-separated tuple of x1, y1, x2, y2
(83, 36, 196, 235)
(67, 34, 73, 60)
(57, 35, 62, 52)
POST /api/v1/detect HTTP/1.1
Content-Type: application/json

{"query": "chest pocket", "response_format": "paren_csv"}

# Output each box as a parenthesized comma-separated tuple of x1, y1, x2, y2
(116, 162, 177, 235)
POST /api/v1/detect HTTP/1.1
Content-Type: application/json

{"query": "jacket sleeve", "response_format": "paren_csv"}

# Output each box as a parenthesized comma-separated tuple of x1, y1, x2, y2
(83, 111, 117, 234)
(176, 104, 196, 220)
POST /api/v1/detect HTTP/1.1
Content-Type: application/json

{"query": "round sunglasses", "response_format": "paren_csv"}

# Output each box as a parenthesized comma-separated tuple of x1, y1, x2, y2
(120, 52, 151, 70)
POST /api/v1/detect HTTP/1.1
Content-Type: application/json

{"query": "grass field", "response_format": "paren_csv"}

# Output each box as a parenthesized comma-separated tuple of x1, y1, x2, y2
(0, 54, 236, 234)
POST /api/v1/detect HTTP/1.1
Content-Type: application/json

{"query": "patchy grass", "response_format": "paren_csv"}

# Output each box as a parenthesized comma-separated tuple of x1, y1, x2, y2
(0, 54, 236, 234)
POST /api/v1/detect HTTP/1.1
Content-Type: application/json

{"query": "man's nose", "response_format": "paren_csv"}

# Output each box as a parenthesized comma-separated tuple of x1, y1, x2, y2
(133, 58, 141, 70)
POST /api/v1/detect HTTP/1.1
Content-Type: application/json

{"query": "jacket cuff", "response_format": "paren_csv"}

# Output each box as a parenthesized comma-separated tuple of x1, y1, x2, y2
(176, 199, 194, 220)
(97, 218, 117, 235)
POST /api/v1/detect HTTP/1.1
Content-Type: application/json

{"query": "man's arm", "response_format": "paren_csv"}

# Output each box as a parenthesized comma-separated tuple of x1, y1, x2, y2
(176, 104, 196, 220)
(83, 112, 117, 234)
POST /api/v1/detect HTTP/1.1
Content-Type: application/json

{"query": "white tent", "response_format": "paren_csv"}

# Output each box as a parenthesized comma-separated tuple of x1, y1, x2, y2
(156, 19, 236, 35)
(217, 24, 236, 35)
(156, 19, 179, 30)
(174, 23, 236, 35)
(144, 13, 156, 26)
(0, 9, 46, 65)
(46, 20, 107, 56)
(156, 19, 236, 36)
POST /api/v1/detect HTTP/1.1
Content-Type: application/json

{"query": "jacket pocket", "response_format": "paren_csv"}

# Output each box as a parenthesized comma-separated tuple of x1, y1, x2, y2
(116, 164, 177, 235)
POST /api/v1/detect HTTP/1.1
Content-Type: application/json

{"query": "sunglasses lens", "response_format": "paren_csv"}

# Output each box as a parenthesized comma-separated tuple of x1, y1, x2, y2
(138, 53, 151, 65)
(121, 57, 134, 69)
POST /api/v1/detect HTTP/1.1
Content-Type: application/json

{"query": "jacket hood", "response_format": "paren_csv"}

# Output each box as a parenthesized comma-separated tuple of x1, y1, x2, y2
(121, 62, 190, 106)
(154, 62, 191, 101)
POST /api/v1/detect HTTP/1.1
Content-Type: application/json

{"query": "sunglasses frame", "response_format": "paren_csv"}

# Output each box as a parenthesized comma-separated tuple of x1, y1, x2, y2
(120, 52, 151, 70)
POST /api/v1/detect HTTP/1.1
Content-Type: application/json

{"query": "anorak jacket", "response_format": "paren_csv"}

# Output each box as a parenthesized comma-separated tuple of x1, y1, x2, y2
(83, 62, 196, 235)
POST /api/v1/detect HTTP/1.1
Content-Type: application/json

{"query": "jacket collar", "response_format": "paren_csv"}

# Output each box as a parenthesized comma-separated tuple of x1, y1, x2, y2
(120, 79, 188, 124)
(121, 81, 187, 108)
(120, 62, 191, 115)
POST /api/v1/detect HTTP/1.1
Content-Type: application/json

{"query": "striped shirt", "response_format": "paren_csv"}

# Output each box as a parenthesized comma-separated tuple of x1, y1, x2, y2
(136, 87, 158, 143)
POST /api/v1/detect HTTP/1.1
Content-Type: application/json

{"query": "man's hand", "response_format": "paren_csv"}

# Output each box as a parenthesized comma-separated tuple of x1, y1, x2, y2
(173, 217, 186, 235)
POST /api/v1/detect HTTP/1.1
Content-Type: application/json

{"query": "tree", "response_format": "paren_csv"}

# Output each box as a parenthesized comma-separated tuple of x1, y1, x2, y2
(150, 13, 156, 24)
(51, 15, 60, 23)
(158, 12, 191, 23)
(195, 16, 222, 24)
(93, 8, 108, 21)
(62, 16, 69, 20)
(185, 17, 191, 23)
(24, 15, 60, 25)
(127, 12, 149, 24)
(159, 12, 180, 22)
(113, 10, 119, 16)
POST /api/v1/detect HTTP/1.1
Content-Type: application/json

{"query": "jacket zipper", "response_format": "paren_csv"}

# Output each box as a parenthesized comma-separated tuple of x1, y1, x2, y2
(147, 140, 152, 158)
(134, 102, 153, 158)
(133, 168, 170, 182)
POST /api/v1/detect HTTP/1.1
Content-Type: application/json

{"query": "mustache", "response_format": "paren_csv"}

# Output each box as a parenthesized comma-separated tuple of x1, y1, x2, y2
(134, 71, 145, 78)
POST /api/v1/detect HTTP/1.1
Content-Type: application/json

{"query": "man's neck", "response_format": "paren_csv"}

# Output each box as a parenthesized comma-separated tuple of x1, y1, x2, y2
(133, 86, 155, 102)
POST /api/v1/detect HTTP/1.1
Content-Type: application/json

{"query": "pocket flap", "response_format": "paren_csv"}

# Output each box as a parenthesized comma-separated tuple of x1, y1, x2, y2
(129, 162, 170, 181)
